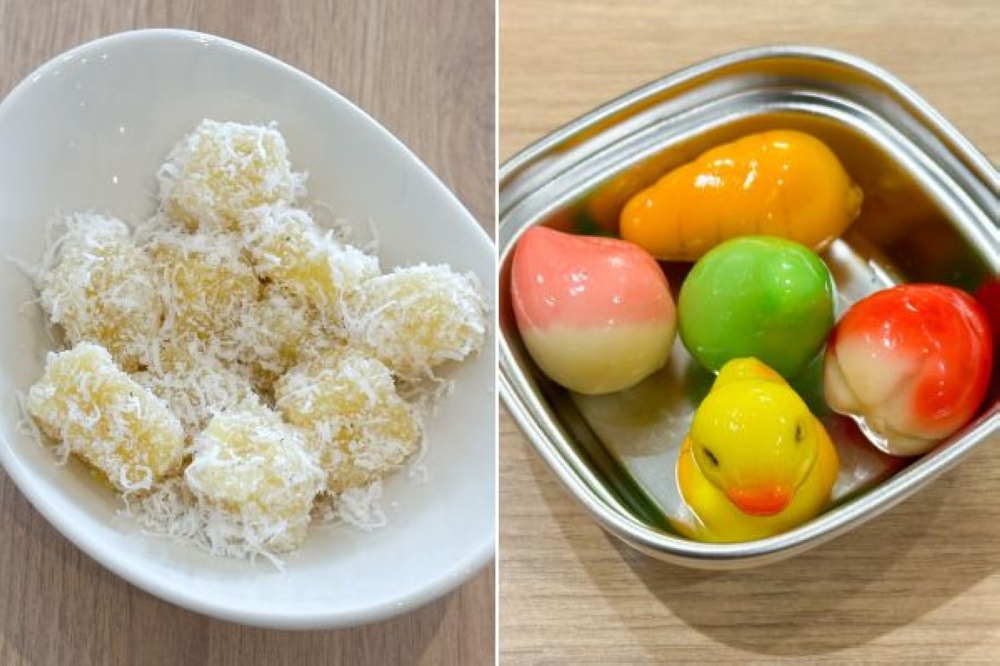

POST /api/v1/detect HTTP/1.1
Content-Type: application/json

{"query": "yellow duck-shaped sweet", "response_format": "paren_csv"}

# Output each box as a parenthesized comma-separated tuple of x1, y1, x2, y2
(676, 358, 839, 543)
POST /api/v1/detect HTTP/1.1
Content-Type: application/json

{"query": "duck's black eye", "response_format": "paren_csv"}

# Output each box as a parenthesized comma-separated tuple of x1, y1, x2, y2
(794, 423, 804, 443)
(703, 447, 719, 467)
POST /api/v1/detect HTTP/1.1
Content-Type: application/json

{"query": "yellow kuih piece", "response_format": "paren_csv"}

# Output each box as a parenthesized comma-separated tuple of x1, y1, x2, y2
(147, 229, 260, 345)
(236, 284, 342, 388)
(157, 120, 306, 231)
(37, 213, 161, 372)
(344, 263, 487, 378)
(26, 342, 185, 493)
(185, 405, 325, 553)
(240, 205, 379, 325)
(275, 347, 422, 494)
(135, 339, 260, 437)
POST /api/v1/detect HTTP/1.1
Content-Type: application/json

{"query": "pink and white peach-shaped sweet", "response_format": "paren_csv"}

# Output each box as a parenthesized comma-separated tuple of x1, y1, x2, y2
(824, 284, 993, 456)
(510, 226, 677, 395)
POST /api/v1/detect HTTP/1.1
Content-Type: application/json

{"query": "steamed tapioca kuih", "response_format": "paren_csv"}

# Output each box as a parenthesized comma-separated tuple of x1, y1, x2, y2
(510, 226, 677, 395)
(26, 343, 185, 493)
(824, 283, 994, 456)
(619, 129, 863, 261)
(24, 120, 487, 565)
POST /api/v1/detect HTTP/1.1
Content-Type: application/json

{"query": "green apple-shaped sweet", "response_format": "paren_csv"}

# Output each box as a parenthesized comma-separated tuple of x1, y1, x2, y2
(678, 236, 835, 378)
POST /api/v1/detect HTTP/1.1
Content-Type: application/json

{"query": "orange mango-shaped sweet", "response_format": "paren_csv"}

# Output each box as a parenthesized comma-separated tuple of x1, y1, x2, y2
(620, 130, 863, 261)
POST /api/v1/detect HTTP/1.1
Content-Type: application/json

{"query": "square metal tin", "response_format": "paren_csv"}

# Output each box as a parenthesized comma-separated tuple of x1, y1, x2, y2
(499, 46, 999, 569)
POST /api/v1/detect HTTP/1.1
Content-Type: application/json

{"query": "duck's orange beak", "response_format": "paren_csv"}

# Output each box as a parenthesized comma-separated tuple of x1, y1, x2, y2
(726, 485, 791, 516)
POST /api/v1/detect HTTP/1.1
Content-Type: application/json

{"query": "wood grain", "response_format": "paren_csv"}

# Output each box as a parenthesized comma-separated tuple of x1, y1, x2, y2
(500, 0, 1000, 663)
(0, 1, 495, 664)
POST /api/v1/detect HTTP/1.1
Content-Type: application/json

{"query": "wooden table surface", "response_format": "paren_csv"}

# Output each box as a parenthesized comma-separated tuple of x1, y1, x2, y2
(0, 1, 494, 664)
(500, 0, 999, 663)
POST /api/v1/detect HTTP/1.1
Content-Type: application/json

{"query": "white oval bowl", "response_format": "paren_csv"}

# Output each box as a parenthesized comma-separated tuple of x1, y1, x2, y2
(0, 29, 495, 629)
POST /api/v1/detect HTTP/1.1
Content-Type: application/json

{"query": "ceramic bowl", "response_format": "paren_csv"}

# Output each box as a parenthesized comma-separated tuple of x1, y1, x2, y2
(0, 29, 495, 628)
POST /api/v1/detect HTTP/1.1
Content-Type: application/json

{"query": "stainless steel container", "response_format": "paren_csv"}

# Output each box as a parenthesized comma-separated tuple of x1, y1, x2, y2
(499, 46, 1000, 569)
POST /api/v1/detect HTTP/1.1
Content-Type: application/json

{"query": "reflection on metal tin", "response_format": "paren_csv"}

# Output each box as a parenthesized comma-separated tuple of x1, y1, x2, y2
(499, 46, 1000, 569)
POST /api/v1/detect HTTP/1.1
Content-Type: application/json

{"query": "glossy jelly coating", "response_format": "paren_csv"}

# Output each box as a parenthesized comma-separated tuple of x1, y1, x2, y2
(678, 236, 835, 378)
(620, 129, 863, 261)
(510, 226, 677, 395)
(824, 284, 993, 456)
(677, 358, 839, 543)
